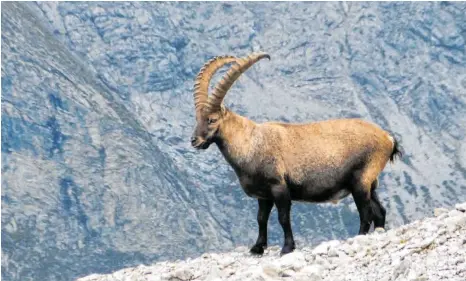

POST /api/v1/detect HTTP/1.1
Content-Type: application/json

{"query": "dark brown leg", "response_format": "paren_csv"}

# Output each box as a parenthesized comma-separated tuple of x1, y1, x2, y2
(370, 180, 386, 228)
(271, 184, 295, 255)
(352, 184, 373, 235)
(250, 199, 274, 255)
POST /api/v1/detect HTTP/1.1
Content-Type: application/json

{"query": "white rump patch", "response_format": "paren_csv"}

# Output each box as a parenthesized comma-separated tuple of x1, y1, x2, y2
(387, 134, 395, 144)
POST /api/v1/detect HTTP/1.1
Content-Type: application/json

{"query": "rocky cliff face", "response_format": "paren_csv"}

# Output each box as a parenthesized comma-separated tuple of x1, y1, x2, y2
(80, 202, 466, 281)
(2, 2, 466, 281)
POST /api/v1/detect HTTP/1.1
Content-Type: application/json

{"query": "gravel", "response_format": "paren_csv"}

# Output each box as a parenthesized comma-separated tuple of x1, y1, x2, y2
(79, 202, 466, 281)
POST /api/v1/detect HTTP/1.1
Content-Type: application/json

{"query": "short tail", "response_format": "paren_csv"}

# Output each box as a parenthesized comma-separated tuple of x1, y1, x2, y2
(390, 137, 402, 162)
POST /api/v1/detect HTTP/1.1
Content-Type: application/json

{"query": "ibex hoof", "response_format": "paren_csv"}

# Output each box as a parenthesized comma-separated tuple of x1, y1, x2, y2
(280, 244, 295, 256)
(250, 244, 266, 255)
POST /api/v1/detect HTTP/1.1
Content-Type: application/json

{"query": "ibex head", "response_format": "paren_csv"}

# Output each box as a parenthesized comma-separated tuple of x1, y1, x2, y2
(191, 52, 270, 149)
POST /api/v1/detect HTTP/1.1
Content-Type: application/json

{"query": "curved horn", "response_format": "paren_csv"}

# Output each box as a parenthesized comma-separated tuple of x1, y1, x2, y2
(194, 55, 238, 119)
(205, 52, 270, 113)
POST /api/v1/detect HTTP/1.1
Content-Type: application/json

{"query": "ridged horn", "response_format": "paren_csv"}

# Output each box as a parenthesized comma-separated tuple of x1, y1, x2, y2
(194, 55, 238, 119)
(205, 52, 270, 113)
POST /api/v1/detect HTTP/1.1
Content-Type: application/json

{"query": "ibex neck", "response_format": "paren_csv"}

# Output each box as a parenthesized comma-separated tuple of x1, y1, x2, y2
(215, 111, 258, 171)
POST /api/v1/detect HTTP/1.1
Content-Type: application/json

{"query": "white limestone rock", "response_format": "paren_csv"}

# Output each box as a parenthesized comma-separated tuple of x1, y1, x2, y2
(456, 202, 466, 212)
(314, 254, 332, 270)
(261, 263, 280, 278)
(312, 243, 329, 255)
(297, 264, 324, 281)
(445, 215, 466, 232)
(277, 251, 306, 271)
(327, 247, 339, 258)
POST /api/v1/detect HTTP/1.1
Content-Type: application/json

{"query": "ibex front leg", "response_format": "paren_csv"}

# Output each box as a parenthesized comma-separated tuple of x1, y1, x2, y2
(250, 199, 274, 255)
(272, 184, 295, 255)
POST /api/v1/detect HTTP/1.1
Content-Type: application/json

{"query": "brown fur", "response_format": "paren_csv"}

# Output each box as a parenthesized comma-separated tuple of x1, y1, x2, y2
(212, 110, 395, 203)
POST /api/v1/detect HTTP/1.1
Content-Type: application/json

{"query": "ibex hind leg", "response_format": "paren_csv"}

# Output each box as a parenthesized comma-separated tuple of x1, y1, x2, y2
(370, 179, 386, 229)
(351, 182, 374, 235)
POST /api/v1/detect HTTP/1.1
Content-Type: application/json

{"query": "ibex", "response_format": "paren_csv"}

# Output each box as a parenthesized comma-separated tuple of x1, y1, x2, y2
(191, 52, 402, 255)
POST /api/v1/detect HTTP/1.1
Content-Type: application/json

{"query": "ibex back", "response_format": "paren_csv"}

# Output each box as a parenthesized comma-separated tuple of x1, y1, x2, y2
(191, 52, 402, 255)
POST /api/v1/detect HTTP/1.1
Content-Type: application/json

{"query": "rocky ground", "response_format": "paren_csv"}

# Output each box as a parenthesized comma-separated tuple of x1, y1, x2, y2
(79, 203, 466, 281)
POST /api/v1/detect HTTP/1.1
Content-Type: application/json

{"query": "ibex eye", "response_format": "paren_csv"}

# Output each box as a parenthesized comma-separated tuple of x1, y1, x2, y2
(208, 118, 217, 124)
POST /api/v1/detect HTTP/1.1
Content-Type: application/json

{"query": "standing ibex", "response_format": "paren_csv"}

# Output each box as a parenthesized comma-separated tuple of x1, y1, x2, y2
(191, 52, 402, 255)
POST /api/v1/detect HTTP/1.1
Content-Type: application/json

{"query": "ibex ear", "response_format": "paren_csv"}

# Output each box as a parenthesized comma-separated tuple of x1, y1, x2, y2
(220, 104, 226, 116)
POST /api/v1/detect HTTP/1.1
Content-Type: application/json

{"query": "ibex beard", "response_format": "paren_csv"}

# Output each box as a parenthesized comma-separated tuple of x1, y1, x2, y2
(191, 52, 402, 256)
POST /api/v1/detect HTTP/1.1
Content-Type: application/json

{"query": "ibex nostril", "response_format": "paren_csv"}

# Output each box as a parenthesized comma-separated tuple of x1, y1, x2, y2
(190, 137, 197, 144)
